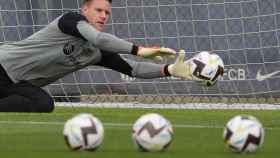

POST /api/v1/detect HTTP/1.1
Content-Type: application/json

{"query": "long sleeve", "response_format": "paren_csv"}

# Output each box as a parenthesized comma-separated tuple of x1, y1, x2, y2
(96, 50, 167, 79)
(127, 60, 167, 78)
(58, 12, 138, 54)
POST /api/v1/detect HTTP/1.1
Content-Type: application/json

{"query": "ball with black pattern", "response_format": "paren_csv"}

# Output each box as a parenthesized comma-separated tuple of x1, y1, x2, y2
(223, 115, 264, 153)
(63, 113, 104, 151)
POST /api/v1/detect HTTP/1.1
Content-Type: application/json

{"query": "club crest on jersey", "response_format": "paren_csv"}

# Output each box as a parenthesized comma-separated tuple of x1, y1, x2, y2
(63, 42, 75, 55)
(63, 42, 81, 66)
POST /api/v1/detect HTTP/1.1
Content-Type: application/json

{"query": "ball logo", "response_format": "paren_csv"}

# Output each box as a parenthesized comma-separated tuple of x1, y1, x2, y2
(137, 121, 166, 138)
(63, 42, 75, 55)
(242, 133, 262, 151)
(192, 59, 211, 80)
(81, 119, 97, 146)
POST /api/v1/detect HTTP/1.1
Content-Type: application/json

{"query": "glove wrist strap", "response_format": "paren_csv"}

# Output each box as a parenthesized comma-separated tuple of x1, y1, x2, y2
(163, 64, 171, 76)
(131, 45, 139, 55)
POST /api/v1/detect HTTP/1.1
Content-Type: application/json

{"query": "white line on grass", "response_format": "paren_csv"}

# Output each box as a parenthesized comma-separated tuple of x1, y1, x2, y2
(56, 102, 280, 110)
(0, 120, 278, 130)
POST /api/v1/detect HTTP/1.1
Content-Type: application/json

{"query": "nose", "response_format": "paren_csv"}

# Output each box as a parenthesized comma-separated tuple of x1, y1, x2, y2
(100, 11, 107, 20)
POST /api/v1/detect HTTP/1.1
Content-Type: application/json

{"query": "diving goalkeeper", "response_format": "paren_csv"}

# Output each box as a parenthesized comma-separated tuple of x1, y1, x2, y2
(0, 0, 191, 112)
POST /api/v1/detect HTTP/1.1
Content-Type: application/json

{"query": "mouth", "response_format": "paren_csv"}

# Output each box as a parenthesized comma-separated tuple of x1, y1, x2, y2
(97, 22, 105, 25)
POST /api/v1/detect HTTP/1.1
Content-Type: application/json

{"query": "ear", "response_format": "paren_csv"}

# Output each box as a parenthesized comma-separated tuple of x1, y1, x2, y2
(81, 4, 89, 14)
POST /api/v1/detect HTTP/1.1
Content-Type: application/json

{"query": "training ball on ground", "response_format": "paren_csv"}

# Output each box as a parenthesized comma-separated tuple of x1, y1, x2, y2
(63, 113, 104, 151)
(132, 113, 173, 152)
(190, 51, 224, 86)
(223, 115, 264, 153)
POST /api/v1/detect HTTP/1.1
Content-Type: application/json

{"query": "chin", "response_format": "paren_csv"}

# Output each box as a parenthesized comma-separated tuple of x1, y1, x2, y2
(97, 27, 103, 31)
(94, 26, 103, 31)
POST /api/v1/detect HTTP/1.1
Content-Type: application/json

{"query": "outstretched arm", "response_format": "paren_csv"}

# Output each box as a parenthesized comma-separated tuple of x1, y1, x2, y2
(96, 49, 224, 87)
(96, 50, 169, 79)
(58, 12, 176, 59)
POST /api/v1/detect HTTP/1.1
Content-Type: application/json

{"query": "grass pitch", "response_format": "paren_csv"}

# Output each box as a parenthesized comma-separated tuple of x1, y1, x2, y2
(0, 107, 279, 158)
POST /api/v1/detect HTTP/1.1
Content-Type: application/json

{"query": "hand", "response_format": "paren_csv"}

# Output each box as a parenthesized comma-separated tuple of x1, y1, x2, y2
(137, 46, 176, 61)
(167, 50, 193, 80)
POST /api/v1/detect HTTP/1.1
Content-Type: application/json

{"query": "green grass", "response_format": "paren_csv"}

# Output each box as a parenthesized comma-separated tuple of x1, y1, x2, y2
(0, 107, 279, 158)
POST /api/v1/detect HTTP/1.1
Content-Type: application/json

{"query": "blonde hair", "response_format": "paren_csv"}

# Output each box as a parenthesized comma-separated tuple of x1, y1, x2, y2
(83, 0, 112, 4)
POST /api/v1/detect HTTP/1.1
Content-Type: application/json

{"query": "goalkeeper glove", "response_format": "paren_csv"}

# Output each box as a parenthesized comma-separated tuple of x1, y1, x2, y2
(137, 46, 176, 61)
(167, 50, 194, 80)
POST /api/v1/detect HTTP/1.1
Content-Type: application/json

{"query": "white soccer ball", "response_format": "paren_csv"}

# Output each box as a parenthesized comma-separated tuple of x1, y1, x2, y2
(63, 113, 104, 151)
(190, 51, 224, 86)
(223, 115, 264, 153)
(132, 113, 173, 152)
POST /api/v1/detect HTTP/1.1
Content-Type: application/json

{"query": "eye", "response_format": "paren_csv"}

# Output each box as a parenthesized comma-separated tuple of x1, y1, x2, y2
(105, 11, 111, 16)
(96, 8, 102, 12)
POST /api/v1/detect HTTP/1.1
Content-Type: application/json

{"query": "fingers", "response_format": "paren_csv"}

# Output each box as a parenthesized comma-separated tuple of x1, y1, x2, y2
(159, 47, 176, 54)
(179, 49, 186, 54)
(183, 62, 193, 80)
(139, 46, 187, 61)
(153, 56, 163, 61)
(166, 54, 176, 59)
(159, 47, 176, 58)
(177, 50, 186, 62)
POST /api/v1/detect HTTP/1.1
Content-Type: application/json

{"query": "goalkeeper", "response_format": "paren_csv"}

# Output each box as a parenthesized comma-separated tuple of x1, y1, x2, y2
(0, 0, 191, 112)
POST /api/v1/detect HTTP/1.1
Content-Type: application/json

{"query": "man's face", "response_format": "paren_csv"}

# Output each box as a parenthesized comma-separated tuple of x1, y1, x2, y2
(81, 0, 111, 31)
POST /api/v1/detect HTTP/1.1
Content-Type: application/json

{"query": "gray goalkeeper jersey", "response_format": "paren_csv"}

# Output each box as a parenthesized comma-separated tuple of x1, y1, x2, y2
(0, 12, 165, 87)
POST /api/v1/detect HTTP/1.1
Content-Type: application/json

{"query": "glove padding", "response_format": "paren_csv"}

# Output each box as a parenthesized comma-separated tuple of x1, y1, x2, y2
(167, 50, 194, 80)
(137, 46, 176, 61)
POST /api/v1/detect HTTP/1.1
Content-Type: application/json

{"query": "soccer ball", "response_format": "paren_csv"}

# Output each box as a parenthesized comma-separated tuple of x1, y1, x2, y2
(223, 115, 264, 153)
(190, 51, 224, 86)
(63, 113, 104, 151)
(132, 113, 173, 152)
